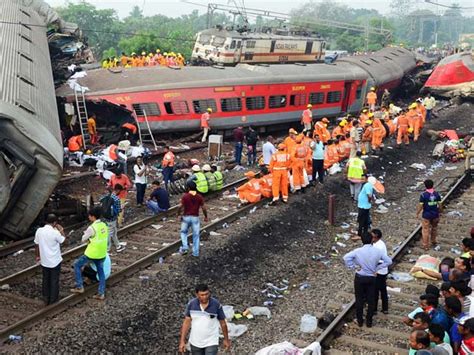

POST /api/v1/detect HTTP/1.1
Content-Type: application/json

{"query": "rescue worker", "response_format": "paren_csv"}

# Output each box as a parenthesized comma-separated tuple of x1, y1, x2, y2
(384, 112, 397, 136)
(190, 165, 209, 194)
(423, 92, 436, 121)
(269, 143, 290, 205)
(108, 169, 132, 226)
(335, 135, 347, 161)
(211, 165, 224, 191)
(396, 109, 410, 147)
(342, 133, 353, 159)
(380, 88, 390, 107)
(121, 122, 138, 145)
(161, 146, 175, 191)
(87, 114, 98, 145)
(346, 151, 367, 201)
(259, 168, 273, 198)
(131, 53, 140, 67)
(361, 120, 373, 155)
(359, 109, 369, 126)
(371, 113, 386, 152)
(202, 164, 217, 192)
(236, 171, 261, 204)
(101, 57, 110, 69)
(366, 87, 377, 111)
(406, 103, 422, 142)
(68, 135, 83, 153)
(343, 117, 353, 135)
(107, 143, 128, 174)
(284, 128, 298, 155)
(291, 135, 309, 193)
(323, 139, 339, 170)
(313, 118, 330, 143)
(120, 52, 128, 67)
(332, 119, 346, 139)
(301, 104, 313, 131)
(201, 108, 211, 143)
(349, 120, 363, 158)
(416, 98, 427, 129)
(302, 130, 314, 178)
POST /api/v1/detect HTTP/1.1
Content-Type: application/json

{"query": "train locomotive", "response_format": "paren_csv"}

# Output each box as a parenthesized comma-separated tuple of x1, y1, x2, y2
(57, 47, 417, 133)
(0, 0, 64, 239)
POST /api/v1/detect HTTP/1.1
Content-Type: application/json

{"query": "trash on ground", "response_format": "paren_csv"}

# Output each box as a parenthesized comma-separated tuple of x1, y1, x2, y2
(336, 242, 346, 248)
(340, 223, 350, 229)
(375, 205, 389, 214)
(299, 282, 310, 291)
(246, 306, 272, 319)
(300, 314, 318, 333)
(389, 272, 414, 282)
(263, 300, 274, 306)
(209, 231, 222, 236)
(151, 224, 163, 230)
(13, 250, 24, 256)
(410, 163, 427, 170)
(249, 206, 258, 213)
(445, 166, 458, 171)
(8, 335, 22, 343)
(447, 211, 463, 217)
(0, 284, 10, 290)
(221, 321, 248, 339)
(255, 341, 321, 355)
(223, 305, 235, 321)
(375, 198, 386, 205)
(336, 233, 351, 241)
(306, 230, 315, 235)
(450, 247, 462, 255)
(387, 286, 401, 293)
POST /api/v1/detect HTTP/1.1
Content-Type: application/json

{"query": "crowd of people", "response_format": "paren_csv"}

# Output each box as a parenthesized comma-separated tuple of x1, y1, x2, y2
(102, 50, 185, 69)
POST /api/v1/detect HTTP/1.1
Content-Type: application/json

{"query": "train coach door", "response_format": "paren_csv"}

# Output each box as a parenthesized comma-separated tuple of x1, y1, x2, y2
(342, 82, 353, 113)
(234, 40, 242, 64)
(305, 41, 313, 55)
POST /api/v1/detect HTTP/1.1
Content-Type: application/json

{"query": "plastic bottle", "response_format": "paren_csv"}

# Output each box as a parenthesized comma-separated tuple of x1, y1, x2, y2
(300, 314, 318, 333)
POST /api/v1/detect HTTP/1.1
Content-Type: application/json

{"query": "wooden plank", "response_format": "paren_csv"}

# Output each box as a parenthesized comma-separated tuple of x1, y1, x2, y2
(336, 335, 408, 354)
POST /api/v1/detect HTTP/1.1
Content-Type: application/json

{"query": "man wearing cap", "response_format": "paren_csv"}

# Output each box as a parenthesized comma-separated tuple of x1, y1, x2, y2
(458, 317, 474, 354)
(237, 171, 261, 204)
(361, 120, 373, 155)
(359, 109, 369, 126)
(269, 143, 290, 204)
(201, 108, 211, 143)
(202, 164, 217, 192)
(189, 165, 209, 194)
(407, 103, 421, 142)
(284, 129, 298, 154)
(291, 135, 309, 193)
(349, 120, 363, 158)
(313, 118, 330, 143)
(332, 120, 346, 139)
(357, 176, 377, 238)
(396, 109, 410, 147)
(301, 104, 313, 131)
(366, 87, 377, 111)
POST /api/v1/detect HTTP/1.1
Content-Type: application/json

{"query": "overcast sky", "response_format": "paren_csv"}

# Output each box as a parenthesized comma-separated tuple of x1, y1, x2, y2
(46, 0, 474, 18)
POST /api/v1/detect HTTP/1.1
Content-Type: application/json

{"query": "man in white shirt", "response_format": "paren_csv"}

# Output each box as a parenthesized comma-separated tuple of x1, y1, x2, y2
(133, 156, 147, 206)
(262, 135, 276, 166)
(371, 228, 389, 314)
(34, 214, 66, 305)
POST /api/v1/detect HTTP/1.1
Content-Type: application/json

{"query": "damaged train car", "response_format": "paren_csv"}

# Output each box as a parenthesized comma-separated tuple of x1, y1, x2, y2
(0, 0, 76, 239)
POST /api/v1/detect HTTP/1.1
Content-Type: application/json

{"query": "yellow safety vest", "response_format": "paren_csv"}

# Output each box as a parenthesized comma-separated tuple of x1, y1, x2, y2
(194, 172, 209, 194)
(205, 172, 217, 192)
(85, 220, 108, 259)
(213, 171, 224, 190)
(347, 158, 365, 183)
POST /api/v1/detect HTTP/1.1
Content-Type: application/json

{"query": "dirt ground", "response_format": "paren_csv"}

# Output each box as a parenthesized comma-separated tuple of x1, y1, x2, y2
(6, 101, 474, 353)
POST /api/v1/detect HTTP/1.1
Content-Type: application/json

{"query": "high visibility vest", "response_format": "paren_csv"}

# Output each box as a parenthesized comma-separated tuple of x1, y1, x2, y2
(302, 109, 312, 123)
(270, 152, 290, 171)
(201, 113, 210, 128)
(68, 135, 82, 152)
(347, 158, 365, 182)
(194, 172, 208, 194)
(84, 220, 108, 259)
(109, 144, 118, 160)
(205, 171, 217, 192)
(213, 171, 224, 190)
(162, 152, 175, 167)
(294, 145, 307, 160)
(122, 123, 137, 134)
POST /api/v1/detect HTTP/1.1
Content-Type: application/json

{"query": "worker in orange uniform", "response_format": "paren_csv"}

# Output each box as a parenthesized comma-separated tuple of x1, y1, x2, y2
(269, 143, 290, 205)
(359, 109, 369, 126)
(343, 117, 353, 135)
(323, 139, 339, 170)
(161, 146, 175, 191)
(237, 171, 262, 204)
(87, 114, 98, 145)
(342, 133, 353, 159)
(259, 168, 273, 198)
(291, 136, 309, 193)
(366, 87, 377, 111)
(406, 103, 421, 142)
(313, 118, 330, 143)
(120, 52, 129, 67)
(384, 113, 396, 136)
(361, 120, 373, 155)
(332, 119, 346, 139)
(68, 135, 83, 152)
(284, 128, 298, 155)
(301, 104, 313, 131)
(396, 110, 410, 147)
(302, 130, 314, 178)
(416, 98, 426, 129)
(371, 113, 386, 152)
(335, 136, 348, 161)
(121, 122, 138, 145)
(200, 108, 211, 142)
(108, 169, 132, 226)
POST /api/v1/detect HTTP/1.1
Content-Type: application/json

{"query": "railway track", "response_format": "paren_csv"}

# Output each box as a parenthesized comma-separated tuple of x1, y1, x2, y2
(0, 176, 266, 342)
(317, 172, 472, 354)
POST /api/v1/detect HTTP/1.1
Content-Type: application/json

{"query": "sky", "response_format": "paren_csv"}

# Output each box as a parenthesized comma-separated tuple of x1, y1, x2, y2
(46, 0, 474, 18)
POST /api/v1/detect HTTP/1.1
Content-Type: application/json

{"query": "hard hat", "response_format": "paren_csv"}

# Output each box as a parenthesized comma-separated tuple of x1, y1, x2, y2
(408, 127, 414, 133)
(289, 128, 297, 134)
(141, 51, 146, 55)
(416, 97, 423, 103)
(202, 164, 211, 171)
(156, 49, 160, 53)
(207, 108, 212, 113)
(86, 149, 92, 154)
(245, 171, 256, 178)
(389, 103, 394, 108)
(191, 165, 201, 172)
(368, 112, 374, 118)
(131, 52, 136, 56)
(409, 103, 417, 109)
(370, 87, 375, 91)
(339, 119, 347, 127)
(295, 136, 303, 143)
(368, 176, 377, 185)
(164, 52, 168, 56)
(148, 53, 153, 57)
(322, 117, 329, 123)
(178, 53, 182, 57)
(278, 143, 286, 150)
(365, 120, 373, 125)
(307, 104, 312, 108)
(362, 109, 368, 113)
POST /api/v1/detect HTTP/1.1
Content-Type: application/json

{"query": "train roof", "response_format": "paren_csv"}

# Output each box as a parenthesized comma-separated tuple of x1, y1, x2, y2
(56, 62, 368, 97)
(197, 27, 323, 41)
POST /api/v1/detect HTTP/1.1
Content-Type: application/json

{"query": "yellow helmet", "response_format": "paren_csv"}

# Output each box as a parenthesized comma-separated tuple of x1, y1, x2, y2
(148, 53, 153, 57)
(339, 120, 347, 127)
(131, 52, 136, 56)
(307, 104, 312, 108)
(409, 103, 417, 110)
(370, 87, 375, 91)
(408, 127, 414, 133)
(156, 49, 160, 53)
(365, 120, 373, 125)
(207, 108, 212, 113)
(164, 52, 168, 56)
(368, 112, 374, 118)
(141, 51, 146, 55)
(86, 149, 92, 154)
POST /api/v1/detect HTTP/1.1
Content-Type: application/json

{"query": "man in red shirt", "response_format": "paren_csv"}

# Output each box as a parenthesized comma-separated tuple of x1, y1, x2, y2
(108, 169, 132, 226)
(177, 181, 208, 257)
(458, 317, 474, 355)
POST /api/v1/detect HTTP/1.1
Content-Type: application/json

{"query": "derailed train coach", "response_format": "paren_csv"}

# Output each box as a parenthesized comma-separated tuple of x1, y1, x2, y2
(0, 0, 64, 239)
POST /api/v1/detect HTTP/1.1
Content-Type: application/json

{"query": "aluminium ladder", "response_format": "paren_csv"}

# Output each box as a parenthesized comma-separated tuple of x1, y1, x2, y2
(134, 110, 158, 151)
(74, 88, 90, 149)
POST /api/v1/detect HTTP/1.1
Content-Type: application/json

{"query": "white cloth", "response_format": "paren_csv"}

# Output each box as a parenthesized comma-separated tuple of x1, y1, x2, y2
(133, 164, 147, 184)
(262, 141, 276, 165)
(34, 225, 65, 268)
(373, 239, 389, 275)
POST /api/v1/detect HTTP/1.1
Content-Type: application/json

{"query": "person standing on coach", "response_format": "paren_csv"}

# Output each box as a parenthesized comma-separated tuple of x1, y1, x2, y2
(34, 214, 66, 305)
(371, 229, 389, 315)
(201, 108, 211, 143)
(417, 179, 442, 251)
(179, 284, 230, 354)
(343, 233, 392, 327)
(162, 146, 175, 191)
(301, 104, 313, 131)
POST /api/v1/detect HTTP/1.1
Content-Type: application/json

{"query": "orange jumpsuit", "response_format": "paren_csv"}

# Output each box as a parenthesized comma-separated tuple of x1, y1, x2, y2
(331, 126, 344, 139)
(417, 104, 426, 128)
(269, 151, 290, 202)
(303, 136, 314, 175)
(260, 174, 273, 198)
(385, 119, 396, 136)
(361, 126, 373, 154)
(359, 113, 369, 126)
(336, 142, 346, 161)
(301, 109, 312, 129)
(292, 143, 308, 191)
(313, 122, 330, 143)
(237, 178, 262, 203)
(342, 139, 352, 159)
(343, 121, 353, 135)
(283, 136, 296, 155)
(366, 92, 377, 110)
(406, 109, 422, 141)
(324, 144, 339, 170)
(396, 114, 410, 145)
(68, 135, 83, 152)
(371, 118, 386, 150)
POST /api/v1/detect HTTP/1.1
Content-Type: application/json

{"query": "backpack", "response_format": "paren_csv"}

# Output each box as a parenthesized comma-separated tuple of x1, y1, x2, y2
(101, 194, 117, 220)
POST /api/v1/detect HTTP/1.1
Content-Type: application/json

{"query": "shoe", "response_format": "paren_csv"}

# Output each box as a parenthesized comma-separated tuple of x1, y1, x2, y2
(116, 245, 125, 253)
(192, 254, 199, 257)
(269, 200, 278, 206)
(282, 200, 288, 204)
(179, 248, 189, 255)
(382, 310, 388, 315)
(93, 294, 105, 300)
(366, 322, 373, 328)
(70, 287, 84, 294)
(354, 319, 363, 327)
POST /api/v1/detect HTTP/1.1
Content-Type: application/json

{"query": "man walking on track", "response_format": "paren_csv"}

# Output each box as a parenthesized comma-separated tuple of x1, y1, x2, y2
(343, 233, 392, 327)
(417, 179, 442, 251)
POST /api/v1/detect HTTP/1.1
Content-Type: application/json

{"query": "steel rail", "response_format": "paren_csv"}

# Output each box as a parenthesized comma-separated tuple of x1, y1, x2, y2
(316, 172, 469, 348)
(0, 177, 248, 286)
(0, 195, 267, 342)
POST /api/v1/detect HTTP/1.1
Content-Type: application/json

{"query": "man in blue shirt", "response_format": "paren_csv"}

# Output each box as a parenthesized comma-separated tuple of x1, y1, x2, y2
(357, 176, 376, 238)
(310, 133, 325, 184)
(416, 179, 442, 251)
(445, 295, 465, 353)
(343, 233, 392, 327)
(146, 180, 170, 215)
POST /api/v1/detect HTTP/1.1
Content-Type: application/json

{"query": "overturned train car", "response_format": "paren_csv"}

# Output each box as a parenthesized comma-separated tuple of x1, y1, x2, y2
(0, 0, 63, 239)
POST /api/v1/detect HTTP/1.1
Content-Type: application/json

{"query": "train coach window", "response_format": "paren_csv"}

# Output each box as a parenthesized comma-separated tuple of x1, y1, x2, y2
(164, 101, 189, 115)
(356, 85, 362, 99)
(244, 52, 254, 61)
(326, 91, 342, 103)
(269, 95, 287, 109)
(246, 96, 265, 110)
(246, 41, 256, 48)
(290, 94, 307, 106)
(309, 92, 324, 105)
(237, 41, 241, 49)
(230, 40, 236, 49)
(213, 36, 226, 47)
(221, 98, 242, 112)
(132, 103, 161, 116)
(192, 99, 217, 114)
